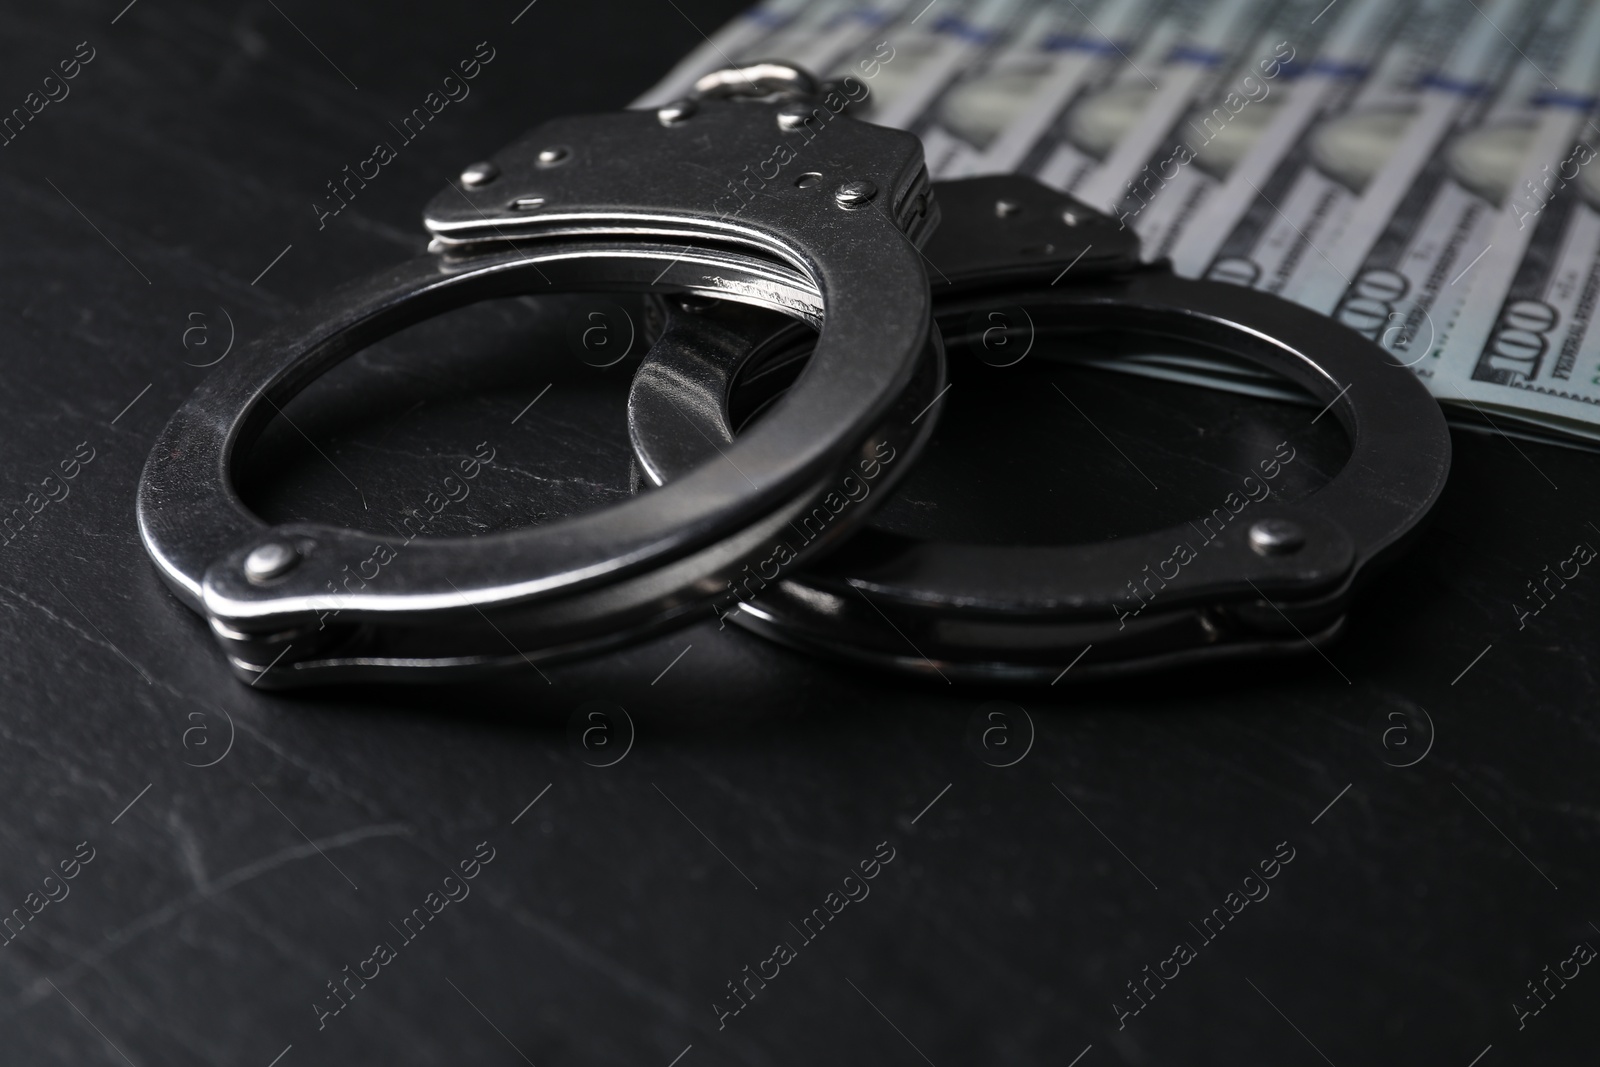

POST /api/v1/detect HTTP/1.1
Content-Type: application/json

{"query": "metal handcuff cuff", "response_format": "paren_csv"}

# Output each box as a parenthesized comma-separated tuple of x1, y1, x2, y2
(629, 173, 1453, 682)
(136, 67, 946, 687)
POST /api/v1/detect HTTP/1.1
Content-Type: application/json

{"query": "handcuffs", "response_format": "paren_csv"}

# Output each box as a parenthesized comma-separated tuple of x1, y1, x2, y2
(630, 174, 1452, 681)
(138, 68, 943, 687)
(137, 64, 1451, 687)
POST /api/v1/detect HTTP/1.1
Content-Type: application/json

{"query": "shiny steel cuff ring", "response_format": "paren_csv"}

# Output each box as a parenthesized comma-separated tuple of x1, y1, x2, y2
(137, 91, 943, 687)
(627, 175, 1453, 682)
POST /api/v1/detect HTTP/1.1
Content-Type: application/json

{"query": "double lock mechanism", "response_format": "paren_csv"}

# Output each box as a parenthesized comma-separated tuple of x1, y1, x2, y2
(137, 64, 1450, 688)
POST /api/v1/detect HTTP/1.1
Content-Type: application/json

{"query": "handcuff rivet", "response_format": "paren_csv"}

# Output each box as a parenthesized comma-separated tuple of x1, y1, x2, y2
(657, 99, 698, 125)
(1062, 210, 1080, 226)
(834, 180, 877, 209)
(995, 199, 1021, 217)
(244, 540, 300, 584)
(512, 196, 547, 211)
(537, 146, 570, 167)
(459, 161, 500, 188)
(1248, 519, 1305, 556)
(776, 103, 814, 131)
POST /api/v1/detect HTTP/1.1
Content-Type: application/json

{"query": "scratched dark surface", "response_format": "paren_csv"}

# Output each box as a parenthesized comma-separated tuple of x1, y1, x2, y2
(2, 2, 1597, 1065)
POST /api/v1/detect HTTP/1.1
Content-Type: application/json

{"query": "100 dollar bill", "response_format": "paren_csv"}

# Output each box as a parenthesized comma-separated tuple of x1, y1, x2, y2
(1433, 0, 1600, 441)
(916, 0, 1170, 177)
(1104, 0, 1342, 261)
(1051, 0, 1276, 208)
(1286, 0, 1549, 309)
(1327, 0, 1600, 382)
(1168, 0, 1454, 281)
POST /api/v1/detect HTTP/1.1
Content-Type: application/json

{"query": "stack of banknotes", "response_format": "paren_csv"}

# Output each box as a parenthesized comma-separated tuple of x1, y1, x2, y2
(639, 0, 1600, 446)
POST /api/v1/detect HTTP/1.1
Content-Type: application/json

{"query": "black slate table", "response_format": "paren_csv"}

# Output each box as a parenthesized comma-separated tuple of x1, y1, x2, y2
(2, 2, 1596, 1064)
